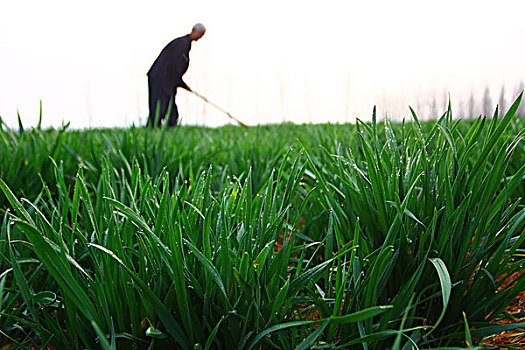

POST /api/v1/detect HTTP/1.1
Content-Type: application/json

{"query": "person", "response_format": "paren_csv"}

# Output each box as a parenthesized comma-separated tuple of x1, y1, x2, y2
(147, 23, 206, 127)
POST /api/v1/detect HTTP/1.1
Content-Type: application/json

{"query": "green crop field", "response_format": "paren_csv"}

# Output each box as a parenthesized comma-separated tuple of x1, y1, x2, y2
(1, 96, 524, 349)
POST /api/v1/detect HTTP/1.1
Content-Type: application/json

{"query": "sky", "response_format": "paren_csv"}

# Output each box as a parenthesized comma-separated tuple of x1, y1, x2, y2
(1, 0, 524, 129)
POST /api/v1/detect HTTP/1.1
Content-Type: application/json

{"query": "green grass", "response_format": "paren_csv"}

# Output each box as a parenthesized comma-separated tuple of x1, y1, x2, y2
(0, 97, 524, 349)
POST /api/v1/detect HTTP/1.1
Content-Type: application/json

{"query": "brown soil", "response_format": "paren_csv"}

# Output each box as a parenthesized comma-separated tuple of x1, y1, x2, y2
(481, 271, 525, 347)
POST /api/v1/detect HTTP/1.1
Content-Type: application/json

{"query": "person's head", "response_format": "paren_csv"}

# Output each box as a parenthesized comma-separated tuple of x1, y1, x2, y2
(189, 23, 206, 41)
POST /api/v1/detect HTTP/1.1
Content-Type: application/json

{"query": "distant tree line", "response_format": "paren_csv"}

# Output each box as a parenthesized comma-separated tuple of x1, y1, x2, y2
(378, 82, 524, 123)
(439, 81, 524, 120)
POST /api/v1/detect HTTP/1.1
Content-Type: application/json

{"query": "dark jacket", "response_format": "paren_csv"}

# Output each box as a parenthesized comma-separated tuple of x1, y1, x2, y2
(147, 34, 192, 90)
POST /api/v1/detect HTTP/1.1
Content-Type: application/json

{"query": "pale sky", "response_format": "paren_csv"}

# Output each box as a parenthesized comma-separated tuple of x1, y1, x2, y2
(1, 0, 524, 128)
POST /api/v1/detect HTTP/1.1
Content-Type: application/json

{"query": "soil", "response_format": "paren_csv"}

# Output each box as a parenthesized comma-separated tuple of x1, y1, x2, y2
(481, 271, 525, 347)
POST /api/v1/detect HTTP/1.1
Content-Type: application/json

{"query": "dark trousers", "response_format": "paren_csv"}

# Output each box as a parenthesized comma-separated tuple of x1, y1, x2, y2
(148, 77, 179, 127)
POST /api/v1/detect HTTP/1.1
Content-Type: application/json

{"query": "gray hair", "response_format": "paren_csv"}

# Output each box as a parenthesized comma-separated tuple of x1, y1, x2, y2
(192, 23, 206, 33)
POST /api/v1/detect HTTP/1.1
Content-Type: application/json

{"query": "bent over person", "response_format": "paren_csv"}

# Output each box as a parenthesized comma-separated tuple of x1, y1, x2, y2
(147, 23, 206, 127)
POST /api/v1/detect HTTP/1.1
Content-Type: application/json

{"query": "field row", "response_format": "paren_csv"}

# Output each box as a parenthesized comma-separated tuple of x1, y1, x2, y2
(0, 99, 524, 348)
